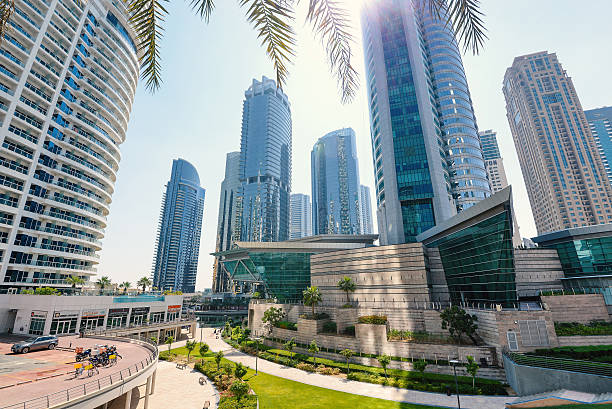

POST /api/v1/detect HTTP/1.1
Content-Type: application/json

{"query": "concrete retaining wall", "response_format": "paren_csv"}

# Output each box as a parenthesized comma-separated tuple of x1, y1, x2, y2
(503, 354, 612, 396)
(541, 294, 610, 323)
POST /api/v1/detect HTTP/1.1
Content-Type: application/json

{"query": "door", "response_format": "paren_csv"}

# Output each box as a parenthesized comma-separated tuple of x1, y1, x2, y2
(56, 321, 71, 335)
(84, 319, 96, 330)
(132, 315, 143, 326)
(109, 317, 122, 328)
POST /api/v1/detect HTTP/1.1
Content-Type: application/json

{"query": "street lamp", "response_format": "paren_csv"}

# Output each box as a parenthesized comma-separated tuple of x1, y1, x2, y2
(253, 337, 262, 375)
(449, 359, 461, 409)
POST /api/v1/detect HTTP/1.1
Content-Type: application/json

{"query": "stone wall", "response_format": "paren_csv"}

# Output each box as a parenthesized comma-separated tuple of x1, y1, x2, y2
(513, 249, 564, 297)
(541, 294, 610, 323)
(557, 335, 612, 347)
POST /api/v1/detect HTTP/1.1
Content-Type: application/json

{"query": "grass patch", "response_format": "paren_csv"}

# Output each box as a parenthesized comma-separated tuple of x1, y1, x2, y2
(529, 345, 612, 364)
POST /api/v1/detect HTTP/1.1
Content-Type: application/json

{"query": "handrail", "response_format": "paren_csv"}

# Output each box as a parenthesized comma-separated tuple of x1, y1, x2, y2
(83, 318, 197, 336)
(503, 349, 612, 378)
(0, 334, 158, 409)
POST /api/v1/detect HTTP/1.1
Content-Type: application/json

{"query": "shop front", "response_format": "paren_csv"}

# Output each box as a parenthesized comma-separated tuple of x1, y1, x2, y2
(50, 310, 79, 335)
(107, 308, 129, 328)
(167, 305, 180, 321)
(29, 311, 47, 335)
(129, 306, 150, 326)
(80, 309, 106, 331)
(150, 310, 165, 323)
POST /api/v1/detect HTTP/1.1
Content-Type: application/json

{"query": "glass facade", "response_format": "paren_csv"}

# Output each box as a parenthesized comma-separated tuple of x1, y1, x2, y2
(0, 0, 139, 291)
(152, 159, 205, 293)
(236, 77, 292, 243)
(289, 193, 312, 239)
(361, 0, 489, 244)
(536, 234, 612, 279)
(311, 128, 361, 235)
(425, 209, 517, 307)
(220, 251, 311, 302)
(585, 107, 612, 186)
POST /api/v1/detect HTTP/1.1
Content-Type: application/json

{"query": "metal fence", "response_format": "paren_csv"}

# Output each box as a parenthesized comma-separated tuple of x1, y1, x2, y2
(1, 335, 158, 409)
(503, 350, 612, 378)
(83, 318, 196, 336)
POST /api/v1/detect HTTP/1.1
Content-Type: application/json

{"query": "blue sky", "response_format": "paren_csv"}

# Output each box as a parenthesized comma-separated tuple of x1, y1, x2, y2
(98, 0, 612, 289)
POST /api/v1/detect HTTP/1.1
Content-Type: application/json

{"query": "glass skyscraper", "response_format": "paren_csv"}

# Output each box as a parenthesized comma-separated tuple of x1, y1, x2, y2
(585, 106, 612, 186)
(0, 0, 139, 291)
(290, 193, 312, 239)
(479, 130, 509, 193)
(311, 128, 361, 235)
(504, 52, 612, 234)
(213, 151, 240, 293)
(361, 0, 490, 245)
(152, 159, 205, 293)
(235, 76, 292, 243)
(359, 185, 374, 234)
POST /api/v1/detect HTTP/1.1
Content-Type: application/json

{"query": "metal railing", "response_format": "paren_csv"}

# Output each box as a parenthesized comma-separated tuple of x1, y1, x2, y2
(84, 318, 196, 337)
(0, 334, 158, 409)
(503, 349, 612, 378)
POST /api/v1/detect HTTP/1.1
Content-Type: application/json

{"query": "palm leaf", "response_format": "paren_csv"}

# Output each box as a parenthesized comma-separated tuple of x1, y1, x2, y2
(0, 0, 15, 47)
(239, 0, 296, 89)
(190, 0, 214, 22)
(304, 0, 357, 103)
(426, 0, 487, 54)
(126, 0, 169, 91)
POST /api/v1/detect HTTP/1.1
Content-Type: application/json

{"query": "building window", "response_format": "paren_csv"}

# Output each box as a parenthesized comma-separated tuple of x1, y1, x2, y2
(506, 331, 518, 351)
(518, 320, 549, 347)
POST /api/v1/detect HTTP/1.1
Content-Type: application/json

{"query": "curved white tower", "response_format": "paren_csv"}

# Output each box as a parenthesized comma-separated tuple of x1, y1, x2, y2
(0, 0, 139, 291)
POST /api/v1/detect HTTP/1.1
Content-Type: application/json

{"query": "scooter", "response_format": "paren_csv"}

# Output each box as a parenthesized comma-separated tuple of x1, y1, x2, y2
(75, 348, 92, 362)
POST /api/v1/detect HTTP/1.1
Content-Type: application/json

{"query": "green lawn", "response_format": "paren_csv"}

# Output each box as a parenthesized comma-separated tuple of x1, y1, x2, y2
(168, 346, 443, 409)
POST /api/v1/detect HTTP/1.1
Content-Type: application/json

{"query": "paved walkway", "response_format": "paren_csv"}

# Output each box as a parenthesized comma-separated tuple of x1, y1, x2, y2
(201, 328, 511, 409)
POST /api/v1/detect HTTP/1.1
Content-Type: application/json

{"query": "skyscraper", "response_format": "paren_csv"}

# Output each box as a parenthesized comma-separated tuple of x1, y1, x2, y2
(361, 0, 490, 245)
(479, 130, 509, 193)
(289, 193, 312, 239)
(504, 52, 612, 234)
(585, 107, 612, 185)
(359, 185, 374, 234)
(311, 128, 361, 235)
(0, 0, 139, 291)
(235, 77, 292, 242)
(213, 152, 240, 293)
(152, 159, 205, 293)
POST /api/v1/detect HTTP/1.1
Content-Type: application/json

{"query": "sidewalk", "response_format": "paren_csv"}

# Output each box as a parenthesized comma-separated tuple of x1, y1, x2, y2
(202, 328, 511, 409)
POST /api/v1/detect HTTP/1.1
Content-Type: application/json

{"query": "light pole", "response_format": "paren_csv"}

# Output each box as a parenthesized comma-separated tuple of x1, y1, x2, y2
(254, 337, 262, 375)
(449, 359, 461, 409)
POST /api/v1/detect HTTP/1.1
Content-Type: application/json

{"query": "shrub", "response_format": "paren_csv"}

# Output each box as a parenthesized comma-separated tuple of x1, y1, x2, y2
(530, 345, 612, 363)
(317, 365, 340, 375)
(299, 312, 330, 320)
(275, 320, 297, 331)
(358, 315, 388, 325)
(554, 321, 612, 336)
(322, 321, 337, 333)
(296, 362, 316, 372)
(230, 380, 250, 402)
(218, 395, 257, 409)
(341, 303, 354, 308)
(344, 325, 356, 336)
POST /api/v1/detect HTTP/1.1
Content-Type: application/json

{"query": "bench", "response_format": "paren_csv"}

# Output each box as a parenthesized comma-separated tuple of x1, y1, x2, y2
(176, 363, 187, 370)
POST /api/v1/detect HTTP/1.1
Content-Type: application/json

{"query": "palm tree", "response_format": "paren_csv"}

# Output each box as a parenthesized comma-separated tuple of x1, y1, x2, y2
(303, 286, 322, 318)
(120, 281, 131, 294)
(66, 275, 84, 294)
(137, 277, 152, 294)
(0, 1, 485, 104)
(337, 276, 356, 304)
(96, 276, 112, 295)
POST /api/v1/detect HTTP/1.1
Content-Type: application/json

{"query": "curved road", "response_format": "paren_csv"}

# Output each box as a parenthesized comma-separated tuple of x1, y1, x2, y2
(197, 328, 511, 409)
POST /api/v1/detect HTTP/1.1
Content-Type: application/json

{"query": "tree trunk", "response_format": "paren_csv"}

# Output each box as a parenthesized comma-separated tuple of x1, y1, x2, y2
(346, 291, 349, 304)
(311, 304, 314, 318)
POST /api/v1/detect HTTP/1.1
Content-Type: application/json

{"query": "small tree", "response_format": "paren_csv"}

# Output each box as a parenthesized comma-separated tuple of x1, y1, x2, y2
(440, 306, 479, 344)
(466, 355, 480, 392)
(337, 276, 356, 304)
(262, 306, 285, 334)
(150, 336, 158, 345)
(34, 287, 59, 295)
(413, 359, 428, 381)
(185, 340, 197, 362)
(214, 351, 224, 370)
(120, 281, 131, 294)
(96, 276, 111, 295)
(234, 362, 247, 379)
(230, 380, 249, 402)
(377, 354, 391, 379)
(66, 275, 84, 293)
(137, 277, 152, 293)
(199, 343, 209, 357)
(284, 338, 296, 361)
(303, 286, 322, 318)
(165, 336, 174, 352)
(308, 340, 319, 366)
(340, 349, 354, 374)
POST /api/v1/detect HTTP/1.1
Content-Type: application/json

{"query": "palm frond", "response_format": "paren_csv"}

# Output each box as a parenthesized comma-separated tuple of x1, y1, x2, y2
(239, 0, 296, 89)
(0, 0, 15, 47)
(426, 0, 487, 54)
(126, 0, 169, 92)
(190, 0, 214, 22)
(304, 0, 357, 103)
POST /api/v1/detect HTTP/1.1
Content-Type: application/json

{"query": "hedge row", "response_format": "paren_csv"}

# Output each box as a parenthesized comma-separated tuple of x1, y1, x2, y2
(531, 345, 612, 363)
(554, 321, 612, 336)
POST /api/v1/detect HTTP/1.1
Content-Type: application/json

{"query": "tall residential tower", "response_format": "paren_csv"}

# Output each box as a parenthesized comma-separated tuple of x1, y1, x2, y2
(585, 107, 612, 185)
(479, 130, 509, 193)
(361, 0, 490, 244)
(503, 52, 612, 234)
(359, 185, 374, 234)
(213, 151, 240, 292)
(289, 193, 312, 239)
(152, 159, 205, 293)
(311, 128, 361, 235)
(235, 77, 292, 242)
(0, 0, 139, 291)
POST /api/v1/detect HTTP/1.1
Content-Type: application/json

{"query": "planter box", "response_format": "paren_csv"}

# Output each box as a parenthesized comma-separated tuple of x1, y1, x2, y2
(355, 323, 388, 351)
(298, 317, 329, 338)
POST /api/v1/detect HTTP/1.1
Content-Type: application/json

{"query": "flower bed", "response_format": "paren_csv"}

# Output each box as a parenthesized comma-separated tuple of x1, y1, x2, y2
(194, 360, 257, 409)
(274, 320, 297, 331)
